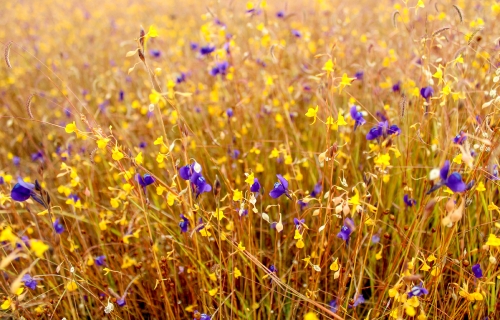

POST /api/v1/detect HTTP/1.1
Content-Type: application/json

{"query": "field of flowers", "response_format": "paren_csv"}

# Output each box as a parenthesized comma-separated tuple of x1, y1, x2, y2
(2, 0, 500, 318)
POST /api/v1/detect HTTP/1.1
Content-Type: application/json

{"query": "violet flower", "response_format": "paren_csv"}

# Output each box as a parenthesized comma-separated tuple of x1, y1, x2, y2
(472, 264, 483, 278)
(95, 255, 106, 266)
(200, 45, 215, 55)
(11, 177, 45, 207)
(453, 131, 467, 145)
(179, 214, 189, 233)
(250, 178, 261, 193)
(403, 194, 416, 207)
(350, 106, 366, 131)
(269, 175, 291, 199)
(408, 284, 429, 298)
(22, 274, 39, 290)
(337, 218, 354, 243)
(427, 160, 467, 194)
(366, 121, 401, 140)
(420, 86, 434, 100)
(53, 218, 64, 234)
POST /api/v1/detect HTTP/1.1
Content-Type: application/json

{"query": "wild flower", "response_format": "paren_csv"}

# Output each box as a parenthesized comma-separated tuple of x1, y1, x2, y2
(427, 160, 466, 193)
(269, 175, 291, 199)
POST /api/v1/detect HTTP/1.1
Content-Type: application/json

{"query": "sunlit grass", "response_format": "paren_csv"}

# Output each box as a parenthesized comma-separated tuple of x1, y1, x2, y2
(1, 0, 500, 319)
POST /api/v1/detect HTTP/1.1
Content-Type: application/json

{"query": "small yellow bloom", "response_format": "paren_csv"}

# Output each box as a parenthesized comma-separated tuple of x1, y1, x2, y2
(112, 146, 124, 161)
(1, 297, 12, 310)
(30, 240, 49, 258)
(65, 121, 77, 133)
(476, 181, 486, 192)
(305, 105, 319, 124)
(233, 189, 243, 202)
(234, 267, 242, 279)
(209, 288, 218, 296)
(322, 59, 334, 73)
(238, 241, 245, 251)
(135, 152, 143, 165)
(66, 280, 78, 292)
(339, 73, 355, 93)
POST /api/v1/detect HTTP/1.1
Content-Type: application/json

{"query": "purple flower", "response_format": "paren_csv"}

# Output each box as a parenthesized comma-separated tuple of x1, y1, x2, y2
(200, 314, 211, 320)
(119, 90, 124, 101)
(31, 151, 44, 162)
(190, 172, 212, 197)
(117, 297, 126, 307)
(136, 174, 155, 187)
(95, 255, 106, 266)
(269, 175, 291, 199)
(226, 108, 234, 118)
(53, 218, 64, 234)
(297, 199, 307, 210)
(392, 81, 401, 92)
(11, 178, 36, 202)
(453, 131, 467, 145)
(200, 45, 215, 55)
(190, 42, 199, 50)
(149, 49, 161, 58)
(176, 73, 186, 84)
(210, 61, 229, 76)
(366, 121, 401, 140)
(403, 194, 416, 207)
(276, 10, 285, 18)
(310, 182, 322, 197)
(292, 29, 301, 38)
(179, 214, 189, 233)
(420, 86, 434, 100)
(350, 106, 366, 131)
(329, 299, 338, 313)
(408, 284, 429, 298)
(22, 274, 38, 290)
(355, 71, 364, 80)
(489, 165, 500, 181)
(472, 264, 483, 278)
(250, 178, 261, 193)
(269, 265, 277, 273)
(349, 294, 365, 308)
(371, 234, 381, 243)
(337, 218, 354, 243)
(293, 218, 305, 228)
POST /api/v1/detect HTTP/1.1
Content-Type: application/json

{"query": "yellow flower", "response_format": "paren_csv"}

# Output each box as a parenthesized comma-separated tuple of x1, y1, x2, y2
(339, 73, 355, 93)
(121, 255, 137, 268)
(245, 172, 254, 185)
(87, 255, 95, 266)
(30, 240, 49, 257)
(97, 137, 109, 149)
(305, 105, 319, 124)
(374, 153, 391, 170)
(65, 121, 77, 133)
(154, 136, 164, 145)
(213, 208, 225, 221)
(486, 233, 500, 246)
(167, 193, 176, 206)
(322, 59, 334, 73)
(304, 312, 318, 320)
(1, 297, 12, 310)
(234, 267, 242, 279)
(330, 259, 340, 271)
(135, 152, 143, 165)
(233, 189, 243, 201)
(66, 280, 78, 292)
(238, 241, 246, 251)
(476, 181, 486, 192)
(209, 288, 218, 296)
(112, 146, 124, 161)
(157, 185, 167, 195)
(0, 226, 18, 246)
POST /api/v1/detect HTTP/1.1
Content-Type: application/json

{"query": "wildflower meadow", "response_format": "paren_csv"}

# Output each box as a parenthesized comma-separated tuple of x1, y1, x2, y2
(2, 0, 500, 318)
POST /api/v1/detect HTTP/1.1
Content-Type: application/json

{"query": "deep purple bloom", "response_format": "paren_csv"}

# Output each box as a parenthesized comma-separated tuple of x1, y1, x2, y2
(231, 149, 240, 159)
(31, 151, 44, 162)
(136, 173, 155, 187)
(442, 160, 466, 192)
(117, 297, 126, 307)
(276, 10, 285, 18)
(149, 49, 161, 58)
(250, 178, 261, 193)
(176, 73, 186, 84)
(355, 71, 364, 80)
(489, 165, 500, 181)
(190, 172, 212, 197)
(310, 182, 322, 197)
(408, 284, 429, 298)
(119, 90, 124, 101)
(53, 218, 64, 234)
(337, 218, 354, 243)
(293, 218, 305, 228)
(269, 175, 291, 199)
(179, 164, 195, 180)
(95, 255, 106, 266)
(329, 299, 338, 313)
(269, 265, 277, 273)
(226, 108, 234, 118)
(366, 121, 401, 140)
(0, 176, 4, 185)
(22, 274, 38, 290)
(11, 178, 36, 202)
(453, 131, 467, 145)
(210, 61, 229, 76)
(179, 214, 190, 233)
(349, 295, 366, 308)
(403, 194, 416, 207)
(472, 264, 483, 278)
(190, 42, 199, 50)
(420, 86, 434, 100)
(297, 199, 307, 210)
(292, 29, 301, 38)
(200, 45, 215, 55)
(199, 314, 211, 320)
(392, 81, 401, 92)
(13, 156, 20, 166)
(139, 141, 147, 149)
(350, 106, 366, 131)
